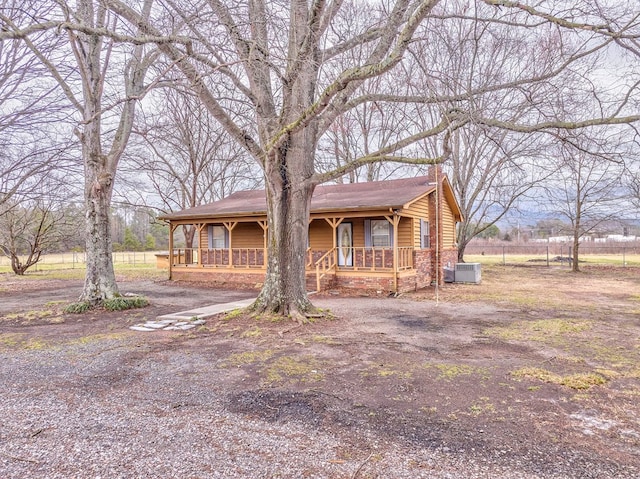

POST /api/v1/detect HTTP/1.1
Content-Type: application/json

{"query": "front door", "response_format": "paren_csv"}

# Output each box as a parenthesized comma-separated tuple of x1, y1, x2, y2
(337, 222, 353, 267)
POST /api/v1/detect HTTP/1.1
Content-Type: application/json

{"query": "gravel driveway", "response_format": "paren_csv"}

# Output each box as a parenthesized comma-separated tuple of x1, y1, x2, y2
(1, 273, 639, 478)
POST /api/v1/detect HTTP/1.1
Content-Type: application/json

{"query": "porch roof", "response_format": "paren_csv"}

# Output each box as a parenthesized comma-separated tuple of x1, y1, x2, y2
(161, 176, 438, 221)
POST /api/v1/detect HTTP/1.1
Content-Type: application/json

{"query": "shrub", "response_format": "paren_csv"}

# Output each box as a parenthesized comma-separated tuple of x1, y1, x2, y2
(103, 296, 149, 311)
(64, 301, 92, 314)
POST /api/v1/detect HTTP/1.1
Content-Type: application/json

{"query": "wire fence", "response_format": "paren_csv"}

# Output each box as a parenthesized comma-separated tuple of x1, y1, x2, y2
(0, 251, 160, 271)
(464, 243, 640, 267)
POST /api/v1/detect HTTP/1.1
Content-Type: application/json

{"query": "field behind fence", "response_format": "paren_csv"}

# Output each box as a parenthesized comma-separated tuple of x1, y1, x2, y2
(464, 241, 640, 267)
(0, 251, 160, 274)
(2, 244, 640, 274)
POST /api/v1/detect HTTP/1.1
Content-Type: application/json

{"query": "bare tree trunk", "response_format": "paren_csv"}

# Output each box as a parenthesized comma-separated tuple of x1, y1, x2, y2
(251, 135, 318, 320)
(83, 165, 119, 301)
(572, 202, 581, 272)
(81, 99, 119, 301)
(457, 237, 469, 263)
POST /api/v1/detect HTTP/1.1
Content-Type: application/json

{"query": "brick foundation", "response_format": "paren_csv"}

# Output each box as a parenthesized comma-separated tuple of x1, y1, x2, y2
(171, 250, 458, 293)
(334, 274, 395, 291)
(171, 269, 265, 290)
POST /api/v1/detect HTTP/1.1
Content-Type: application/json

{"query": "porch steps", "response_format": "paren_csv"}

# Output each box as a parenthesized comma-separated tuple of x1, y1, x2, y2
(155, 298, 256, 322)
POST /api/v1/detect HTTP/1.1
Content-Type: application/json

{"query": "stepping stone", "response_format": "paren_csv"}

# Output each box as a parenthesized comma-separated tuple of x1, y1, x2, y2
(157, 319, 177, 325)
(176, 324, 196, 330)
(191, 320, 206, 325)
(142, 322, 167, 329)
(130, 325, 157, 332)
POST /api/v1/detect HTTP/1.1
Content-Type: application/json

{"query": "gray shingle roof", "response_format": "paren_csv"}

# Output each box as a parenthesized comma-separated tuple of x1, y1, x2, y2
(161, 176, 437, 221)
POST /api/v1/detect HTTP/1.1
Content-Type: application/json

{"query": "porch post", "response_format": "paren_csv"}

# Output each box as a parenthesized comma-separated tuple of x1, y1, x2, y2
(385, 213, 400, 292)
(197, 223, 206, 267)
(324, 217, 344, 266)
(258, 220, 268, 268)
(224, 222, 238, 267)
(168, 223, 174, 279)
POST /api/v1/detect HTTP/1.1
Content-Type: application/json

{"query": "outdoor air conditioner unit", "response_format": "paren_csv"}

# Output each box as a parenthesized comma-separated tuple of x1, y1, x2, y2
(454, 263, 481, 284)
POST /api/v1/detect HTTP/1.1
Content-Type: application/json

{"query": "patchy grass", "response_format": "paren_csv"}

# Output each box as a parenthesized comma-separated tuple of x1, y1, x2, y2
(2, 308, 65, 324)
(0, 333, 22, 347)
(485, 318, 592, 343)
(423, 362, 490, 381)
(265, 355, 324, 383)
(469, 397, 496, 416)
(66, 296, 150, 314)
(222, 308, 245, 321)
(225, 349, 275, 367)
(361, 362, 413, 380)
(224, 349, 324, 384)
(512, 367, 607, 390)
(0, 333, 52, 350)
(241, 327, 263, 338)
(311, 335, 341, 345)
(68, 333, 129, 345)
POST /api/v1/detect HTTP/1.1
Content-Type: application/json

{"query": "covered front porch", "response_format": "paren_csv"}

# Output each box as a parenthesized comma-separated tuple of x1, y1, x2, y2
(168, 214, 418, 292)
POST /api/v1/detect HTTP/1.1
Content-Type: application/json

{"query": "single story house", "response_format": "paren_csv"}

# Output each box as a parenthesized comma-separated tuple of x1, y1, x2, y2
(160, 169, 463, 293)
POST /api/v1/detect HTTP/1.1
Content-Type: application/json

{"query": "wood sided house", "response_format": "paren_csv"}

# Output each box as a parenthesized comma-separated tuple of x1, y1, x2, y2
(160, 169, 463, 293)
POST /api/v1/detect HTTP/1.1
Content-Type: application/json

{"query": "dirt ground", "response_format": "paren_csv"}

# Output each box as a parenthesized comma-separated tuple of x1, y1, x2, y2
(1, 265, 639, 478)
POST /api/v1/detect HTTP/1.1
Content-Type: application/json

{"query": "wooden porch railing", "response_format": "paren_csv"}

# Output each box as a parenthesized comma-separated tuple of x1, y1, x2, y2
(397, 246, 414, 270)
(201, 248, 266, 268)
(172, 246, 413, 273)
(172, 248, 266, 268)
(314, 247, 337, 292)
(172, 248, 199, 265)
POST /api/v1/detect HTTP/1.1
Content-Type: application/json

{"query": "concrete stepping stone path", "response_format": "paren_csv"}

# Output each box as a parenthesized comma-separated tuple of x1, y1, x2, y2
(129, 318, 207, 332)
(129, 297, 255, 332)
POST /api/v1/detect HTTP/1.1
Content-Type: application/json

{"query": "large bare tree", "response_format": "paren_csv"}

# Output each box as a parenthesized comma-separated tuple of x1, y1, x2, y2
(1, 0, 161, 302)
(104, 0, 640, 320)
(4, 1, 640, 318)
(544, 130, 629, 272)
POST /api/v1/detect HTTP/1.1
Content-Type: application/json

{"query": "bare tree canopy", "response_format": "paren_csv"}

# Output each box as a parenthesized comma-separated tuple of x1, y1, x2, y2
(3, 0, 640, 317)
(2, 0, 159, 303)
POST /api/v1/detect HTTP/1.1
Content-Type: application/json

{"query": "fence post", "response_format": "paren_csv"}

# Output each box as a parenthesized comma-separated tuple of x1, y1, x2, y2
(546, 246, 549, 268)
(623, 247, 626, 267)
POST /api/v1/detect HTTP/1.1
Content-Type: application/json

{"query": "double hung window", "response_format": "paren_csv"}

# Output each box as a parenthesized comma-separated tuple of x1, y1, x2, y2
(208, 225, 228, 249)
(364, 219, 393, 248)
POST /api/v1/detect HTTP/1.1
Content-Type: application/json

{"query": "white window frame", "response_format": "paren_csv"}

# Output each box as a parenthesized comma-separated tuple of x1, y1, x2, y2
(370, 219, 391, 248)
(420, 219, 430, 249)
(208, 225, 228, 249)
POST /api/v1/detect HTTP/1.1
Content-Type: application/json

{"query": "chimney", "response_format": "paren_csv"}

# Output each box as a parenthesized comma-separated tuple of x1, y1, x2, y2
(427, 164, 443, 184)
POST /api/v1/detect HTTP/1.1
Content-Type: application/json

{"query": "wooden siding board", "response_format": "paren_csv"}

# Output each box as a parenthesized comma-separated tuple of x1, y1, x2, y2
(397, 217, 412, 247)
(309, 220, 333, 249)
(402, 195, 429, 218)
(442, 201, 456, 246)
(231, 223, 264, 248)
